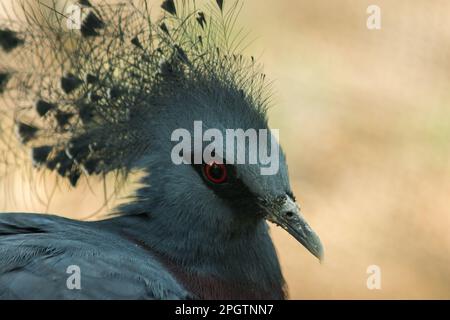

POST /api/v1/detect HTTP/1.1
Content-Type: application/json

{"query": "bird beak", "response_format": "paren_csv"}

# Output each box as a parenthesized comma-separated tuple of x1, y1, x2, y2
(265, 196, 324, 262)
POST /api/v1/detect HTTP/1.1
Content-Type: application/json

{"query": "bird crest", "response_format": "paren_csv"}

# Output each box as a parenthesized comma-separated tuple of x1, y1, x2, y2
(0, 0, 271, 213)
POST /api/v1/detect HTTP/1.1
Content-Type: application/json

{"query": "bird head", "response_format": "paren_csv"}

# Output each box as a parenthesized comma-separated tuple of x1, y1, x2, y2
(131, 72, 324, 261)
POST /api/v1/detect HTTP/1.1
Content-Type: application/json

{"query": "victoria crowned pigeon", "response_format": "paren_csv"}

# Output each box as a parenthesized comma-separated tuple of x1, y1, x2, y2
(0, 0, 323, 299)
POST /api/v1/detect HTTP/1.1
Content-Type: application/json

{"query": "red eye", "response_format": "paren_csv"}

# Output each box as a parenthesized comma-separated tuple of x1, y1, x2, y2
(203, 162, 228, 184)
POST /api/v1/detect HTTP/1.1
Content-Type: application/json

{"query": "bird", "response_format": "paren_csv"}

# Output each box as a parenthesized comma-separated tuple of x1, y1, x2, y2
(0, 0, 323, 299)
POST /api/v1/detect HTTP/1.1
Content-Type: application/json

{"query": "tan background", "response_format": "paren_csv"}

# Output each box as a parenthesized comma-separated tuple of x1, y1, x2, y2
(1, 0, 449, 299)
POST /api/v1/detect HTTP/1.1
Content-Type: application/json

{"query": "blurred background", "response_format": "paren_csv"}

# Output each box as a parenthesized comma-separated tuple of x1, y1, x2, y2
(1, 0, 449, 299)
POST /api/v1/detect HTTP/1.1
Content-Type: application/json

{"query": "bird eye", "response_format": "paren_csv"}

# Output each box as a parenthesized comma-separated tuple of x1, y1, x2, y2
(203, 162, 228, 184)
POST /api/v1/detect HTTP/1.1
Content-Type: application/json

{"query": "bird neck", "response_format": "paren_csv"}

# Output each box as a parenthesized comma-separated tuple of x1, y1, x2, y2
(101, 213, 286, 299)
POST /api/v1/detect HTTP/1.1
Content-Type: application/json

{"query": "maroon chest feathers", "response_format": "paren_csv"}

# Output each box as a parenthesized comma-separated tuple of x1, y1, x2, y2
(169, 268, 286, 300)
(154, 252, 286, 300)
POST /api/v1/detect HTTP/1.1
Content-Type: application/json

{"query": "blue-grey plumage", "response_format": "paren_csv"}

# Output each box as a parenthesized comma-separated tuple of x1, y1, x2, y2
(0, 0, 323, 299)
(0, 206, 294, 299)
(0, 213, 189, 299)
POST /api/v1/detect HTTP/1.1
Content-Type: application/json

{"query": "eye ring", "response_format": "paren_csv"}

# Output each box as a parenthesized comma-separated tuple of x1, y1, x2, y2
(203, 162, 228, 184)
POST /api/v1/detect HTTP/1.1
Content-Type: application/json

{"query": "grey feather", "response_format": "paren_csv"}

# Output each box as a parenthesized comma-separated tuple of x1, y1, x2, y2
(0, 213, 189, 299)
